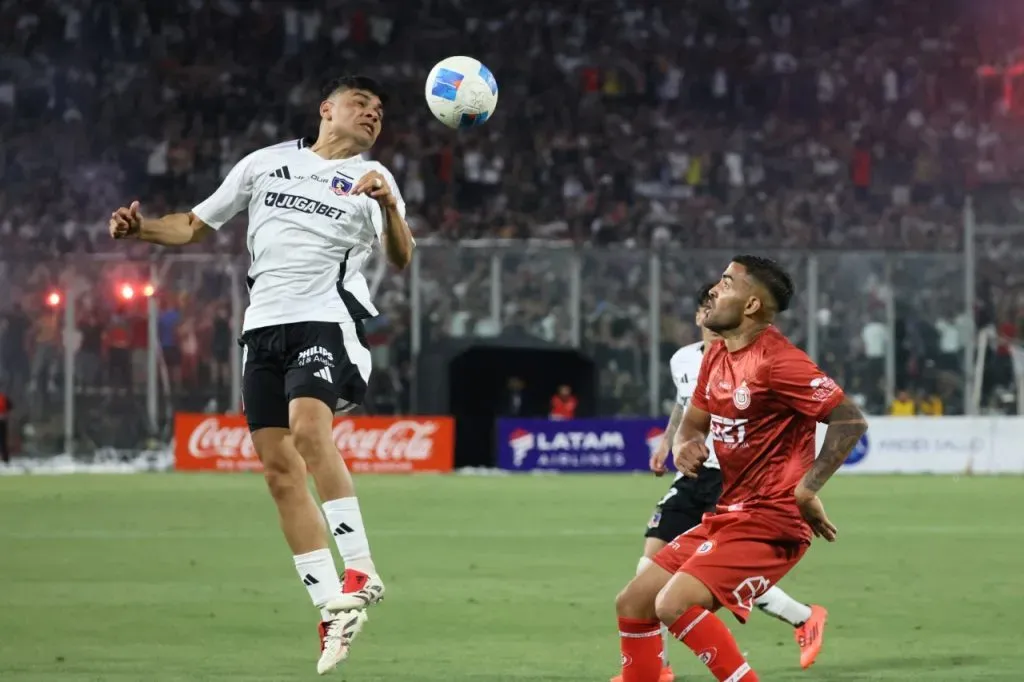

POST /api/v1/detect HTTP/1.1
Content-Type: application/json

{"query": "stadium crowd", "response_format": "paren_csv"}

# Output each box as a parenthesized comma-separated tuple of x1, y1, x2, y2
(2, 0, 1024, 452)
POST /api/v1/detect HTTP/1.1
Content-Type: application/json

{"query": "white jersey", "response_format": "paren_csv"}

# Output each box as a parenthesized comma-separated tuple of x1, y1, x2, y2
(669, 341, 720, 474)
(192, 138, 407, 332)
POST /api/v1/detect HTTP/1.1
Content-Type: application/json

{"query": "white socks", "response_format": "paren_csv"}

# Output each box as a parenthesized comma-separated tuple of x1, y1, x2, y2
(753, 586, 812, 626)
(294, 548, 343, 620)
(293, 497, 378, 619)
(322, 497, 377, 576)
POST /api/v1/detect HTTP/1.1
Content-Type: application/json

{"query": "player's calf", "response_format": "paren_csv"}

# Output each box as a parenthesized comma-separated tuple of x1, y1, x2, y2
(615, 562, 675, 681)
(290, 398, 383, 608)
(253, 429, 329, 553)
(658, 573, 759, 681)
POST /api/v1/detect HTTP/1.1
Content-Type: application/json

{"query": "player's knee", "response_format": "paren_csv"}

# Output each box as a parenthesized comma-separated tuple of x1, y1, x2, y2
(654, 574, 715, 625)
(258, 445, 306, 502)
(654, 589, 688, 625)
(615, 581, 653, 619)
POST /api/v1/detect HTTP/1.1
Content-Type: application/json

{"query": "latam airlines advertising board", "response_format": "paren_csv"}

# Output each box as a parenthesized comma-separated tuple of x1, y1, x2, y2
(496, 418, 667, 472)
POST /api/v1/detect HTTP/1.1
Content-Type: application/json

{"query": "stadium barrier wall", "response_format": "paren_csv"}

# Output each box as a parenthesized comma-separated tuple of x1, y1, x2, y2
(496, 417, 1024, 475)
(173, 413, 455, 473)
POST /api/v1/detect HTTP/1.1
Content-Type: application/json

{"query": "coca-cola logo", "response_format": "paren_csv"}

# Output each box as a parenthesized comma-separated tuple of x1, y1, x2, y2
(183, 417, 442, 464)
(333, 420, 438, 461)
(187, 417, 257, 459)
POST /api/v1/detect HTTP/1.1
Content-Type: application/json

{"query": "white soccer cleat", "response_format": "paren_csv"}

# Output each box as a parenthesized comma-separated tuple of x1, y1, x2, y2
(325, 568, 386, 613)
(316, 609, 368, 675)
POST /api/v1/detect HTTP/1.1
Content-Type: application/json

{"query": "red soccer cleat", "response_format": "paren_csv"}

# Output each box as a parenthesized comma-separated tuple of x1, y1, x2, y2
(794, 604, 828, 669)
(609, 666, 675, 682)
(325, 568, 386, 613)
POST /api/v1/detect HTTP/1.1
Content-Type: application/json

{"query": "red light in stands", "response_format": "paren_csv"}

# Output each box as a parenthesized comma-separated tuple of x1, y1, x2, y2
(46, 291, 62, 307)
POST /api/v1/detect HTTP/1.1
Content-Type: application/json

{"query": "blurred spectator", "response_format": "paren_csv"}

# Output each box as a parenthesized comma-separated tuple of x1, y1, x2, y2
(918, 392, 944, 416)
(503, 376, 526, 417)
(889, 389, 916, 416)
(550, 385, 578, 421)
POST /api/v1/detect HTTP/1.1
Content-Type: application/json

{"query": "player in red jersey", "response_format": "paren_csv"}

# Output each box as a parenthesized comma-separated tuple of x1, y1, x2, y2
(613, 255, 868, 682)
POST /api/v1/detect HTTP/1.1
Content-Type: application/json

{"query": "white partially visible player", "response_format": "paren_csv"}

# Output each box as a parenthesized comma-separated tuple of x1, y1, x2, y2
(108, 75, 413, 675)
(610, 283, 829, 682)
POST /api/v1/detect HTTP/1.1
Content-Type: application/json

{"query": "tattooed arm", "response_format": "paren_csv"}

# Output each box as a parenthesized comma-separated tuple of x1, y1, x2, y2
(649, 402, 686, 476)
(664, 402, 685, 446)
(796, 396, 868, 497)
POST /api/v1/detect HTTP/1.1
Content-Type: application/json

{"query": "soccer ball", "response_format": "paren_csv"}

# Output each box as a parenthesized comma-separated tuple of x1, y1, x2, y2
(424, 56, 499, 130)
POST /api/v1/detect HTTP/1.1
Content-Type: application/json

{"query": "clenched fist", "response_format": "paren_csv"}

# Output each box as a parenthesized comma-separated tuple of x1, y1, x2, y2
(109, 201, 143, 240)
(671, 435, 709, 479)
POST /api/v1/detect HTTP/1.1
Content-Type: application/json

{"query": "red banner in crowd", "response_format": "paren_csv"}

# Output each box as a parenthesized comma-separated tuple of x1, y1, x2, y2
(173, 413, 454, 473)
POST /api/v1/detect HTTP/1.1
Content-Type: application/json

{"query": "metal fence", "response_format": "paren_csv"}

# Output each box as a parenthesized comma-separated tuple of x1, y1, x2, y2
(0, 234, 980, 456)
(407, 244, 974, 418)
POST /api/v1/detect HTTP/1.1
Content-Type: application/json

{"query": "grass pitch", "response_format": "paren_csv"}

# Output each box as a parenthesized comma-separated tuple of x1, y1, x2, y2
(1, 473, 1022, 681)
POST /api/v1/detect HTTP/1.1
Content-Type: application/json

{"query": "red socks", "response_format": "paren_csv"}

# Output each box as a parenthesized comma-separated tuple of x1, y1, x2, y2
(668, 606, 759, 681)
(618, 617, 663, 682)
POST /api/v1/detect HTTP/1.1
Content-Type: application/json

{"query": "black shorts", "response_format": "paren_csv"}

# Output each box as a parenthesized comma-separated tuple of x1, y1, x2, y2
(239, 321, 372, 432)
(643, 467, 723, 543)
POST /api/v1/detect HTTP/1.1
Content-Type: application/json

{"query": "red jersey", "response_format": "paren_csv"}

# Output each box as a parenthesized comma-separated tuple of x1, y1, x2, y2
(692, 326, 844, 535)
(550, 395, 578, 420)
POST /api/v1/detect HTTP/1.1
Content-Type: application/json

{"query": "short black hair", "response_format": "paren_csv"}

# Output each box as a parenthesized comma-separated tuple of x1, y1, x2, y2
(731, 255, 794, 313)
(697, 282, 715, 307)
(321, 75, 389, 107)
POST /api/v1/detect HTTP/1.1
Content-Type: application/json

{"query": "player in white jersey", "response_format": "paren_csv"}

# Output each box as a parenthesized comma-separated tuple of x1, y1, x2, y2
(610, 284, 829, 682)
(108, 76, 411, 675)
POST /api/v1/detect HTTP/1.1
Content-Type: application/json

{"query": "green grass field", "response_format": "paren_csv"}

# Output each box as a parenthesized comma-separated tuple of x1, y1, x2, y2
(1, 474, 1022, 681)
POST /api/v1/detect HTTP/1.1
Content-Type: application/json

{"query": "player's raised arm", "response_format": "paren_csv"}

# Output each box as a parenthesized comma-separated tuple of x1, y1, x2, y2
(109, 152, 255, 247)
(109, 202, 212, 246)
(353, 166, 414, 270)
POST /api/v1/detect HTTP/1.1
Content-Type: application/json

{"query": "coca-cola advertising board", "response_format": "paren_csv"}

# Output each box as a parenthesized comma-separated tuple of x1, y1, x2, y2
(174, 413, 454, 473)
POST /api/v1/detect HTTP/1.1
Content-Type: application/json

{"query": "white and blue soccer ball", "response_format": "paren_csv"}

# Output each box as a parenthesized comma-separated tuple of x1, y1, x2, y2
(424, 56, 499, 130)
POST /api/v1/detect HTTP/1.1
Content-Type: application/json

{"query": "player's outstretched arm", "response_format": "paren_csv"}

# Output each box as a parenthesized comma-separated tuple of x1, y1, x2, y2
(797, 397, 868, 496)
(109, 201, 212, 246)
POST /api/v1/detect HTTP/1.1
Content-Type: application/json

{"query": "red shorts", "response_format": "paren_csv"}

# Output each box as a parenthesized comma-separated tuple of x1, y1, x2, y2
(652, 510, 810, 623)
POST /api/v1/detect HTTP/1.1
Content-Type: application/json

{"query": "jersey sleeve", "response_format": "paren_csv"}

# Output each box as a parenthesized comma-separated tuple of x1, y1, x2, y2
(673, 373, 690, 408)
(670, 350, 697, 408)
(690, 348, 713, 412)
(191, 153, 257, 230)
(768, 346, 846, 421)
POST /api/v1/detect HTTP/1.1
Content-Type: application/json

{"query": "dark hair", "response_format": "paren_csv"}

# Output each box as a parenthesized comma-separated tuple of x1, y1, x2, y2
(697, 282, 715, 307)
(321, 75, 389, 107)
(732, 255, 794, 313)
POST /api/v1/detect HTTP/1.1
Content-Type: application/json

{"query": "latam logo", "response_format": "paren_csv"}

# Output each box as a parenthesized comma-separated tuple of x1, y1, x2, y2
(843, 433, 870, 466)
(645, 427, 666, 457)
(507, 428, 627, 469)
(508, 428, 535, 467)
